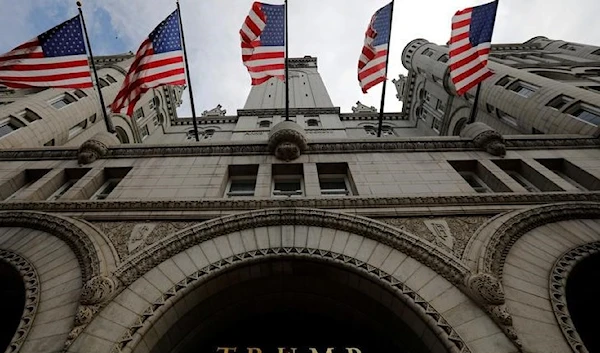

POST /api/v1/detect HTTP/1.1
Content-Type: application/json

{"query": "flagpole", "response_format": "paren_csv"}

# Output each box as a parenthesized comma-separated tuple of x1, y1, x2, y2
(284, 0, 290, 121)
(176, 0, 200, 142)
(468, 83, 482, 124)
(77, 1, 115, 133)
(376, 0, 394, 138)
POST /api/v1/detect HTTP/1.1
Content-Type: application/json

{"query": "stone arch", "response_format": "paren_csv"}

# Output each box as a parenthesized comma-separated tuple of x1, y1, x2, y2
(0, 249, 39, 353)
(70, 210, 518, 353)
(115, 126, 130, 144)
(462, 202, 600, 353)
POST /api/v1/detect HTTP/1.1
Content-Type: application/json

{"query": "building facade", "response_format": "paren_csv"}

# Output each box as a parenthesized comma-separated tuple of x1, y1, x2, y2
(394, 37, 600, 137)
(0, 38, 600, 353)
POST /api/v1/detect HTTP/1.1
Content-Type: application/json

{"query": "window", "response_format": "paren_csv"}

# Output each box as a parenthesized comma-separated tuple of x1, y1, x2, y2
(152, 115, 159, 126)
(306, 119, 320, 127)
(486, 104, 495, 113)
(226, 165, 258, 197)
(68, 120, 87, 139)
(132, 108, 145, 121)
(592, 49, 600, 56)
(89, 113, 97, 124)
(364, 126, 377, 136)
(98, 78, 109, 88)
(15, 109, 41, 123)
(568, 104, 600, 126)
(0, 117, 22, 139)
(201, 129, 215, 140)
(449, 160, 511, 193)
(73, 90, 87, 99)
(492, 159, 561, 192)
(438, 54, 449, 63)
(497, 109, 518, 127)
(2, 169, 51, 201)
(536, 158, 600, 191)
(185, 129, 196, 141)
(47, 168, 90, 201)
(140, 125, 149, 140)
(50, 93, 76, 109)
(547, 95, 574, 110)
(272, 164, 303, 197)
(0, 101, 13, 106)
(106, 75, 117, 83)
(432, 117, 442, 133)
(436, 100, 446, 113)
(422, 48, 435, 57)
(258, 120, 271, 128)
(90, 167, 131, 200)
(317, 163, 353, 196)
(495, 75, 512, 86)
(44, 139, 55, 146)
(382, 125, 395, 136)
(559, 43, 581, 51)
(509, 81, 538, 98)
(532, 128, 545, 134)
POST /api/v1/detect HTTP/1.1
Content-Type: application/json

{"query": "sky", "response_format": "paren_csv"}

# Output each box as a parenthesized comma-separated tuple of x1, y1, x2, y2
(1, 0, 599, 117)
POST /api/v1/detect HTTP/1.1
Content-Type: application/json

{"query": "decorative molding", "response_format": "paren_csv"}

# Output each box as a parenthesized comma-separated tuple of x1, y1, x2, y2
(0, 211, 101, 283)
(201, 104, 226, 117)
(461, 122, 506, 157)
(268, 121, 308, 161)
(238, 107, 341, 116)
(3, 193, 600, 214)
(0, 137, 598, 161)
(0, 249, 40, 353)
(482, 202, 600, 279)
(550, 242, 600, 353)
(110, 248, 472, 353)
(112, 209, 468, 288)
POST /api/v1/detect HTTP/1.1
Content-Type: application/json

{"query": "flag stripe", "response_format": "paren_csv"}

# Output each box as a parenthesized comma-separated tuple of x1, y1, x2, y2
(358, 3, 392, 94)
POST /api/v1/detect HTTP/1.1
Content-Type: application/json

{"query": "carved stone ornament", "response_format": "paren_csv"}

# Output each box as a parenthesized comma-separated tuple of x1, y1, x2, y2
(267, 121, 308, 161)
(467, 272, 505, 305)
(0, 249, 40, 353)
(460, 122, 506, 157)
(81, 275, 118, 305)
(77, 132, 120, 165)
(549, 242, 600, 353)
(352, 101, 377, 113)
(201, 104, 226, 117)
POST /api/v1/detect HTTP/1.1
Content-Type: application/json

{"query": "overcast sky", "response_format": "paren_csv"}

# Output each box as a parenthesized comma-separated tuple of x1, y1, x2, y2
(1, 0, 599, 117)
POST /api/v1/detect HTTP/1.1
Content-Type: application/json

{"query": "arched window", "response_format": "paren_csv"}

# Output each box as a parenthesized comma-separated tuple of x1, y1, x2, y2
(382, 125, 395, 136)
(364, 126, 377, 136)
(115, 126, 130, 144)
(306, 119, 319, 127)
(202, 129, 215, 140)
(258, 120, 271, 128)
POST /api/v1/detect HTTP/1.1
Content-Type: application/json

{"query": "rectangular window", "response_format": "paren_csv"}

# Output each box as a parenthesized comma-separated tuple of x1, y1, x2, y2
(536, 158, 600, 191)
(532, 128, 545, 134)
(2, 169, 51, 201)
(449, 160, 510, 193)
(226, 165, 258, 197)
(495, 75, 513, 86)
(438, 54, 449, 63)
(492, 159, 562, 192)
(91, 167, 131, 200)
(0, 117, 22, 139)
(317, 163, 353, 196)
(47, 168, 91, 201)
(422, 48, 435, 57)
(44, 139, 55, 146)
(568, 104, 600, 126)
(152, 115, 159, 126)
(272, 164, 304, 197)
(509, 81, 538, 98)
(559, 43, 581, 51)
(15, 108, 41, 123)
(133, 108, 145, 121)
(106, 75, 117, 83)
(497, 109, 518, 127)
(436, 99, 446, 113)
(68, 120, 87, 139)
(73, 90, 87, 99)
(98, 78, 109, 88)
(547, 95, 574, 110)
(50, 93, 76, 109)
(140, 125, 149, 140)
(592, 49, 600, 56)
(432, 116, 442, 133)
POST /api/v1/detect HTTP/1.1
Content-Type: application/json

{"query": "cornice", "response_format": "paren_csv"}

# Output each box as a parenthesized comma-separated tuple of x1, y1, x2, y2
(339, 112, 407, 121)
(2, 192, 600, 214)
(0, 136, 597, 161)
(237, 107, 341, 116)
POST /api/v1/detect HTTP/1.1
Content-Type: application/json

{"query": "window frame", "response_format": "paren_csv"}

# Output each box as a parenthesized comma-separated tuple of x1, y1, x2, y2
(227, 176, 257, 197)
(91, 178, 120, 200)
(318, 173, 351, 196)
(49, 93, 77, 109)
(459, 171, 492, 193)
(0, 117, 23, 139)
(272, 175, 304, 197)
(547, 95, 574, 111)
(509, 80, 538, 98)
(567, 103, 600, 127)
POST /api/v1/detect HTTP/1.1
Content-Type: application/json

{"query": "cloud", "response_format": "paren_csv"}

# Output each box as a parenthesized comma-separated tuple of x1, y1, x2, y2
(1, 0, 599, 117)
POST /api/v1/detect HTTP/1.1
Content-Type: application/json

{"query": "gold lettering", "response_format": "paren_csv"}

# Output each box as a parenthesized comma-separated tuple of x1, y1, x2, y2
(247, 349, 262, 353)
(278, 349, 297, 353)
(216, 349, 237, 353)
(309, 349, 334, 353)
(346, 349, 362, 353)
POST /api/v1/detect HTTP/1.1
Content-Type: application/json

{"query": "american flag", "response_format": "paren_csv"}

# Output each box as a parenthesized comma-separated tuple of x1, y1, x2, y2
(0, 16, 92, 89)
(240, 2, 285, 86)
(449, 1, 498, 95)
(111, 10, 185, 116)
(358, 2, 392, 94)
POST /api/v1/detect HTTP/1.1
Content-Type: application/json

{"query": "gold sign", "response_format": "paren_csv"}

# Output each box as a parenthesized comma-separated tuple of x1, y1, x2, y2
(217, 348, 362, 353)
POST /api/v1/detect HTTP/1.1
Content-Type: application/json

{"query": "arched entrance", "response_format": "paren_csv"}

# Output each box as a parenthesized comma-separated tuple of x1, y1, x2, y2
(0, 260, 25, 352)
(159, 257, 436, 353)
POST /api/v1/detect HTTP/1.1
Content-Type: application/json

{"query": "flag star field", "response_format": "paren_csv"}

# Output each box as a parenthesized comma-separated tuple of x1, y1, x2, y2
(39, 16, 86, 57)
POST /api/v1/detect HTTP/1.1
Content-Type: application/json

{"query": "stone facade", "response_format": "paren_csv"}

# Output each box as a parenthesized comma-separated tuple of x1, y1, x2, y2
(1, 40, 600, 353)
